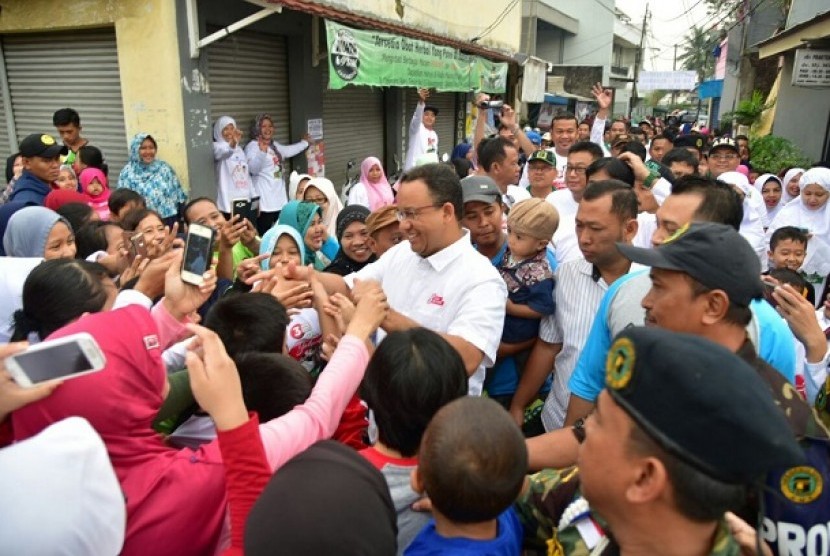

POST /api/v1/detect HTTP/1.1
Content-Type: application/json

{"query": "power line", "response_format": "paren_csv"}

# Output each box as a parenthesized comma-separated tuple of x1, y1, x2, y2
(658, 0, 707, 23)
(472, 0, 520, 41)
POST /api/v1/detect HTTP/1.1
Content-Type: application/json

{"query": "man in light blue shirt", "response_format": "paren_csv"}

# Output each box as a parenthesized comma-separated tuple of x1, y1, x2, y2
(564, 176, 796, 426)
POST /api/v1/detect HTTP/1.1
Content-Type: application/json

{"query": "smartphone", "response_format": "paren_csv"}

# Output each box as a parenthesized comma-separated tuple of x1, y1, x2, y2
(181, 223, 215, 285)
(131, 232, 149, 259)
(232, 198, 258, 225)
(5, 333, 106, 387)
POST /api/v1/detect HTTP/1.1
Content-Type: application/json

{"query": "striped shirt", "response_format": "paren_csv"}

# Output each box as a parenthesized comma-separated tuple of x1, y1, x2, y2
(539, 258, 644, 430)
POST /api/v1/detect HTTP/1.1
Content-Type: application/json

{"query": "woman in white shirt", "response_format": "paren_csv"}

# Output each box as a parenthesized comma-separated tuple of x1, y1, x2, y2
(245, 114, 312, 235)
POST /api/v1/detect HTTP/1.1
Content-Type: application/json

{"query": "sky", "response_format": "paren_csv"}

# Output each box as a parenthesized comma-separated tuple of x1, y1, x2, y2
(615, 0, 714, 71)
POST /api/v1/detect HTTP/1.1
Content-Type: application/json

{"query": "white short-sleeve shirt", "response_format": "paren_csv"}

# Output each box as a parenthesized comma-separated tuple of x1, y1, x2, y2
(345, 230, 507, 395)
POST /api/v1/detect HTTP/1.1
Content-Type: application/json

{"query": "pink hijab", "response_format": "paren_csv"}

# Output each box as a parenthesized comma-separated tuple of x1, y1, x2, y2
(359, 157, 394, 210)
(12, 306, 227, 556)
(79, 167, 111, 202)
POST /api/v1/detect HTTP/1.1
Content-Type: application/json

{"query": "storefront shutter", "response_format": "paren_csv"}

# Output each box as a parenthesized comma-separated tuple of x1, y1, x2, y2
(1, 29, 128, 173)
(206, 30, 290, 147)
(321, 67, 385, 190)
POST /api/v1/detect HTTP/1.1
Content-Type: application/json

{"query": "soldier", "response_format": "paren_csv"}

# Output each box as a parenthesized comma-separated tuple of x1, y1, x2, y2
(516, 327, 803, 555)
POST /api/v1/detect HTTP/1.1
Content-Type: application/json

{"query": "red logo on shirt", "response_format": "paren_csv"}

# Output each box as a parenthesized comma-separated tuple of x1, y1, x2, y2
(427, 294, 445, 307)
(143, 335, 160, 350)
(290, 323, 305, 340)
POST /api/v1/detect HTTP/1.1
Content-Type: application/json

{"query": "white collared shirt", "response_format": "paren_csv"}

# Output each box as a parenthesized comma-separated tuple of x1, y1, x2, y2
(345, 230, 507, 395)
(546, 189, 580, 265)
(539, 258, 645, 430)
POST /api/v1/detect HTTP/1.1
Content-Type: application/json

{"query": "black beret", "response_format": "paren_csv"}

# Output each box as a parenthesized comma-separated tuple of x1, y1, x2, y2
(605, 327, 803, 484)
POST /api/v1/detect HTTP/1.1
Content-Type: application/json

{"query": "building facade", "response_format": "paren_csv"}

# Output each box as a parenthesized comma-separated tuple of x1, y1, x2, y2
(0, 0, 520, 196)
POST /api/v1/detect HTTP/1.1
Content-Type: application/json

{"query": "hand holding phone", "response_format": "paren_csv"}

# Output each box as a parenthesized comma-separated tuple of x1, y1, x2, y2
(5, 333, 106, 388)
(181, 223, 215, 286)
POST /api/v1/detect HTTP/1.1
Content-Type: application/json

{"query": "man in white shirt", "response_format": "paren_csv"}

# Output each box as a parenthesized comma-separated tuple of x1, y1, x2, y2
(404, 88, 439, 171)
(477, 136, 531, 211)
(519, 113, 577, 189)
(294, 164, 507, 395)
(510, 180, 641, 430)
(546, 141, 604, 264)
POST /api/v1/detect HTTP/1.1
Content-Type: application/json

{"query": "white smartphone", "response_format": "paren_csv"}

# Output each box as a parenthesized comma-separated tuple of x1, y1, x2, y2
(181, 223, 215, 286)
(5, 332, 107, 387)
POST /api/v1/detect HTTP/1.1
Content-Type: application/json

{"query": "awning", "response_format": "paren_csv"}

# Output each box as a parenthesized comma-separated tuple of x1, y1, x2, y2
(756, 10, 830, 59)
(698, 79, 723, 99)
(269, 0, 514, 63)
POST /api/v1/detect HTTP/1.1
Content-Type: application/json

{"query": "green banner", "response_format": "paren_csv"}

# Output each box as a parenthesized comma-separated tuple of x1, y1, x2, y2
(326, 20, 507, 93)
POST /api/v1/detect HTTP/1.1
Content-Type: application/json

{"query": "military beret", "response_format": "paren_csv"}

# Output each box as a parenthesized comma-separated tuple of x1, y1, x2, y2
(605, 327, 803, 484)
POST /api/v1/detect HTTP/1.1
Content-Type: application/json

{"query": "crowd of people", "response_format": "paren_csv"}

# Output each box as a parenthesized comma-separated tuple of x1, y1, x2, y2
(0, 84, 828, 556)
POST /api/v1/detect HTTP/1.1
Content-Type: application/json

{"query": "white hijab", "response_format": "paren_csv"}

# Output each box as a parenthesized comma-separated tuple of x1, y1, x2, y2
(768, 168, 830, 261)
(781, 167, 805, 204)
(753, 173, 784, 226)
(212, 116, 236, 144)
(303, 177, 343, 237)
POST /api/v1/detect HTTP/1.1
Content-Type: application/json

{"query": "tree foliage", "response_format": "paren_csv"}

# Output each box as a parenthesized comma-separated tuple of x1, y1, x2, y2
(678, 26, 718, 83)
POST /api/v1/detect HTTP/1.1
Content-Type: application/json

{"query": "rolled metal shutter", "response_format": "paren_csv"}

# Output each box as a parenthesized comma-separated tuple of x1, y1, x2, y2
(2, 29, 128, 173)
(206, 31, 290, 147)
(322, 67, 385, 189)
(405, 89, 458, 160)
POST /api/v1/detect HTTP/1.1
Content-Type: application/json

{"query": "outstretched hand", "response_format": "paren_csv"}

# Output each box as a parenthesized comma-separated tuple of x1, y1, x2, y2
(0, 344, 61, 422)
(185, 324, 248, 431)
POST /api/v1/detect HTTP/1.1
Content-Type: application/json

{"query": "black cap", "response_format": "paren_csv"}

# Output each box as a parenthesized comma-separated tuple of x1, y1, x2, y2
(461, 175, 500, 205)
(673, 133, 705, 152)
(605, 327, 804, 484)
(710, 137, 740, 154)
(19, 134, 62, 158)
(423, 105, 439, 116)
(616, 222, 763, 306)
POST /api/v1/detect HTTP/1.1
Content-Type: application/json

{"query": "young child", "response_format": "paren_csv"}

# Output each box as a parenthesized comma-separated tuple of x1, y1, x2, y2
(499, 198, 558, 345)
(79, 167, 111, 220)
(767, 226, 828, 306)
(359, 328, 468, 554)
(407, 396, 527, 555)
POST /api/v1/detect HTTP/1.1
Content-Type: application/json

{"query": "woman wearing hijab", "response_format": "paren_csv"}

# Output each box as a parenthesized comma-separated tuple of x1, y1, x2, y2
(347, 157, 394, 210)
(753, 173, 784, 229)
(768, 167, 830, 300)
(213, 116, 253, 217)
(302, 176, 343, 238)
(12, 266, 383, 556)
(277, 200, 338, 270)
(324, 205, 377, 276)
(288, 171, 312, 201)
(3, 206, 75, 260)
(781, 167, 806, 205)
(245, 113, 313, 235)
(118, 133, 187, 228)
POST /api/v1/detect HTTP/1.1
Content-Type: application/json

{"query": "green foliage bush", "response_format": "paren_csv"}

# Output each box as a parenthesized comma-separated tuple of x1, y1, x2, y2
(749, 135, 812, 175)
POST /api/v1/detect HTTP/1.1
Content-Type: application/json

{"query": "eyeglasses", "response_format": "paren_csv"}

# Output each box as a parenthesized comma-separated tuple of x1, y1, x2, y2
(709, 153, 737, 161)
(396, 204, 441, 221)
(305, 196, 328, 205)
(565, 165, 588, 175)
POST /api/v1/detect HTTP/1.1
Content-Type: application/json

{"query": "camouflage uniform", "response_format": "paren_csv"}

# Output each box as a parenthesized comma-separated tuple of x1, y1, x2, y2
(515, 466, 741, 556)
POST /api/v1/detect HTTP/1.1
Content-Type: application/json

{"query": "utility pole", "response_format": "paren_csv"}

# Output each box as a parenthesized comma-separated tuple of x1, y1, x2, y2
(630, 3, 649, 119)
(671, 44, 678, 108)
